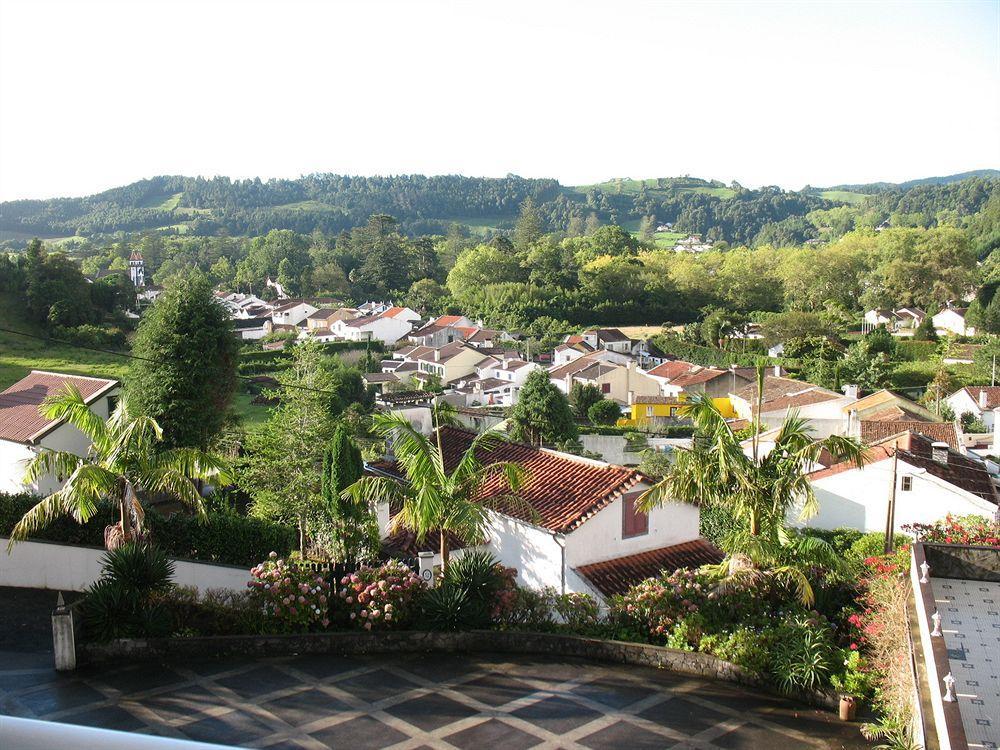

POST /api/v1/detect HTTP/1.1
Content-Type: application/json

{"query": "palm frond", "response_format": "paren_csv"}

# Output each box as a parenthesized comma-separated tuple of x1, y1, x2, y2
(22, 449, 84, 486)
(147, 448, 233, 484)
(7, 463, 116, 547)
(144, 469, 204, 514)
(40, 385, 110, 448)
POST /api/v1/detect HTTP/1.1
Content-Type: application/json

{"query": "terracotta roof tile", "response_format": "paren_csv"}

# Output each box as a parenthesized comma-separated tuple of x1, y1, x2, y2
(756, 389, 840, 414)
(575, 540, 724, 597)
(379, 426, 646, 533)
(646, 360, 697, 379)
(963, 386, 1000, 410)
(810, 431, 996, 504)
(860, 420, 959, 449)
(0, 371, 118, 444)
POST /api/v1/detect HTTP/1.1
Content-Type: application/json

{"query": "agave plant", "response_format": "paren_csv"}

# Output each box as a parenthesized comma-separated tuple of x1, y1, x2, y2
(9, 386, 231, 551)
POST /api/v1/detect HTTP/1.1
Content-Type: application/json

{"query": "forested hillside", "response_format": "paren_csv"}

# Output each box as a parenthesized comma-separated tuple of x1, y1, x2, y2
(5, 171, 994, 250)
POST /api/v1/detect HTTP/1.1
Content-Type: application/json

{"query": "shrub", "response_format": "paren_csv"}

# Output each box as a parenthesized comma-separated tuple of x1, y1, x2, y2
(553, 592, 601, 630)
(420, 552, 516, 630)
(338, 560, 425, 631)
(611, 568, 709, 640)
(155, 586, 268, 637)
(498, 586, 556, 630)
(587, 400, 622, 425)
(904, 513, 1000, 547)
(770, 614, 838, 692)
(79, 542, 175, 642)
(248, 553, 332, 632)
(0, 492, 296, 567)
(698, 627, 775, 676)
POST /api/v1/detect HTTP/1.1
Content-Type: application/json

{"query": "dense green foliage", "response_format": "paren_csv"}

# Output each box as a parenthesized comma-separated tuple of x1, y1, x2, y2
(508, 369, 578, 445)
(127, 273, 238, 449)
(0, 492, 296, 566)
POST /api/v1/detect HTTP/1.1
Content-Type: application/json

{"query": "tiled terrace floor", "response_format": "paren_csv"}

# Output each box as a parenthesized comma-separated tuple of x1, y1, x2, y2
(0, 649, 869, 749)
(933, 577, 1000, 749)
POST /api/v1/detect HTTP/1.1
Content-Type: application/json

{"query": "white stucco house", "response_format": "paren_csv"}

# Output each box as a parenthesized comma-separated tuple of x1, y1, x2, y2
(271, 299, 319, 327)
(375, 426, 722, 600)
(331, 313, 413, 345)
(933, 307, 975, 337)
(0, 371, 120, 495)
(946, 387, 1000, 431)
(800, 431, 998, 534)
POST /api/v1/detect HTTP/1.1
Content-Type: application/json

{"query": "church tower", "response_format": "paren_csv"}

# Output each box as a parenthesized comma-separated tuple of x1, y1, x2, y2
(128, 250, 145, 287)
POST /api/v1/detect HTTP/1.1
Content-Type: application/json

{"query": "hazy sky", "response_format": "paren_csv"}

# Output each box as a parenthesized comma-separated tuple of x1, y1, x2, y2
(1, 0, 998, 201)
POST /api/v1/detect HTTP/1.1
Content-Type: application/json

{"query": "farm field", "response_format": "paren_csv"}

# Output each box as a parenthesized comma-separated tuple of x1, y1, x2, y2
(816, 190, 868, 205)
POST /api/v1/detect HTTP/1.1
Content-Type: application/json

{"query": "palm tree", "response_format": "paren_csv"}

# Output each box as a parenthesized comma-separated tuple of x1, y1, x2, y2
(638, 372, 867, 605)
(344, 409, 528, 571)
(8, 386, 231, 551)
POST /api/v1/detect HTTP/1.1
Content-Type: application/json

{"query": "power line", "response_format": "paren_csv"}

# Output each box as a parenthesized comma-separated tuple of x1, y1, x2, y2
(0, 326, 350, 397)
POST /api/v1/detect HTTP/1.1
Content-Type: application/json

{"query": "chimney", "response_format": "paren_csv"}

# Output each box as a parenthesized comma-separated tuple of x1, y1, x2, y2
(434, 349, 441, 362)
(980, 389, 989, 410)
(843, 384, 859, 399)
(930, 441, 949, 465)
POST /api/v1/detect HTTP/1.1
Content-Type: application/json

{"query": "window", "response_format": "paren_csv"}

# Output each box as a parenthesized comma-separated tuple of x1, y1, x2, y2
(901, 475, 913, 492)
(646, 406, 654, 417)
(107, 394, 119, 414)
(622, 493, 649, 538)
(601, 383, 611, 394)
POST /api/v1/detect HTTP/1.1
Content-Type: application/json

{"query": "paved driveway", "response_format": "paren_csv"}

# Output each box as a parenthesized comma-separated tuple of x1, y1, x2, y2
(0, 648, 868, 749)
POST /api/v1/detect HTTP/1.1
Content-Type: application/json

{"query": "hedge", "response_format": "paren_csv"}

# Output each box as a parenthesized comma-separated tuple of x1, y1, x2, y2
(0, 493, 295, 567)
(649, 336, 773, 369)
(579, 424, 695, 438)
(240, 341, 384, 365)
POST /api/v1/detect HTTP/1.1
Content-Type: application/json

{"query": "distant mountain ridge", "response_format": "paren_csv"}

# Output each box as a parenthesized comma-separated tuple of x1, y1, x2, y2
(0, 170, 996, 248)
(822, 169, 1000, 194)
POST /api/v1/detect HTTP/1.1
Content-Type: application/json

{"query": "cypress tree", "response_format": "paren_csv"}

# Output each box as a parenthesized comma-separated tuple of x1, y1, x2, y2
(321, 423, 363, 513)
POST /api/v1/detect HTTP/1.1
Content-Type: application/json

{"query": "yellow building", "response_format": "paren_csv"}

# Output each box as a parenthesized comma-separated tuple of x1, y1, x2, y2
(619, 394, 736, 428)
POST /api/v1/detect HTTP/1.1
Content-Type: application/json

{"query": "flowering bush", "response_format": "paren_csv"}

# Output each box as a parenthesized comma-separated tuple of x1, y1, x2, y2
(904, 513, 1000, 547)
(611, 568, 708, 640)
(554, 592, 601, 630)
(248, 552, 331, 632)
(338, 560, 425, 631)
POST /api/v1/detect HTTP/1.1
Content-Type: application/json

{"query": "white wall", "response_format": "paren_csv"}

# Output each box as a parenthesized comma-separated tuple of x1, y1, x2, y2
(801, 458, 999, 533)
(0, 538, 250, 592)
(0, 389, 118, 496)
(565, 491, 701, 568)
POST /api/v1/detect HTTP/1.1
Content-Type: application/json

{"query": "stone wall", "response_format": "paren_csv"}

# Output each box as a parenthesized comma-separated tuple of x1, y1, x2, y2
(79, 629, 840, 710)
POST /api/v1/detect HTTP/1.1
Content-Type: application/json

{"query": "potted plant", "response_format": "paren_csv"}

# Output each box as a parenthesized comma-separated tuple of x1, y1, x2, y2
(831, 650, 871, 722)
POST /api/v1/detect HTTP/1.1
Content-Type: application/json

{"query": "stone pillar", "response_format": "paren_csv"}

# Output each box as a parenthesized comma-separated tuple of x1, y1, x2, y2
(418, 551, 435, 586)
(51, 592, 76, 671)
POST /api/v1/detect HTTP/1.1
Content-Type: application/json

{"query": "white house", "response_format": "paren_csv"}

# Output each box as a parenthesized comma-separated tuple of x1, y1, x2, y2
(376, 426, 722, 599)
(946, 387, 1000, 430)
(801, 431, 998, 534)
(863, 309, 895, 333)
(332, 314, 413, 345)
(933, 307, 975, 337)
(0, 372, 120, 495)
(232, 316, 273, 340)
(271, 299, 319, 327)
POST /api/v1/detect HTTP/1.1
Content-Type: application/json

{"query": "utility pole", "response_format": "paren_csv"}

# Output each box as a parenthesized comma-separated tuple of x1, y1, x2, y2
(992, 355, 996, 387)
(884, 448, 899, 555)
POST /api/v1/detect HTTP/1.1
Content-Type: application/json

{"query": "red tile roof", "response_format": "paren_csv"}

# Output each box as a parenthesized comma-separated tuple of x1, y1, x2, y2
(756, 388, 840, 415)
(669, 367, 727, 388)
(434, 315, 467, 327)
(646, 360, 697, 379)
(962, 386, 1000, 411)
(810, 431, 996, 504)
(575, 540, 724, 596)
(860, 420, 959, 449)
(378, 426, 646, 533)
(0, 371, 118, 445)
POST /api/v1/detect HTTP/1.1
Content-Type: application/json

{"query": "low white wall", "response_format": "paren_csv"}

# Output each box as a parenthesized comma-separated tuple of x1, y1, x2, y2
(0, 538, 249, 593)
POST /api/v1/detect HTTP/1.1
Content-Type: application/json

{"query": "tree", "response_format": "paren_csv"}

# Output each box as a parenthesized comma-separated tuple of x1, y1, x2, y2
(913, 314, 938, 341)
(350, 214, 412, 297)
(639, 381, 867, 606)
(509, 369, 577, 446)
(127, 272, 238, 450)
(314, 424, 377, 563)
(345, 412, 526, 570)
(513, 197, 544, 249)
(8, 386, 229, 551)
(240, 342, 337, 549)
(588, 399, 622, 425)
(406, 278, 448, 313)
(569, 382, 604, 421)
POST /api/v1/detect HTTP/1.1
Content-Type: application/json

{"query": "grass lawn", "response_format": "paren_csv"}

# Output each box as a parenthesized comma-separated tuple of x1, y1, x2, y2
(231, 389, 271, 430)
(0, 293, 131, 390)
(817, 190, 868, 205)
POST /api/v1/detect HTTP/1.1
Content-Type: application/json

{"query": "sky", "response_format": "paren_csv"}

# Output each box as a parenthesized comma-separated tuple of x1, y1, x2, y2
(0, 0, 998, 201)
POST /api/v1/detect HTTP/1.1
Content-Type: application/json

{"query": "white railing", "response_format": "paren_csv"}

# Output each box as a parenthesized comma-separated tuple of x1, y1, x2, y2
(0, 716, 237, 750)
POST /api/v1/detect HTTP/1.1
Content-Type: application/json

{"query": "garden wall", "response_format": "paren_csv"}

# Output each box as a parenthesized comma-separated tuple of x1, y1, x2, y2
(78, 629, 841, 710)
(0, 537, 250, 593)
